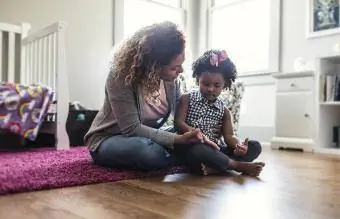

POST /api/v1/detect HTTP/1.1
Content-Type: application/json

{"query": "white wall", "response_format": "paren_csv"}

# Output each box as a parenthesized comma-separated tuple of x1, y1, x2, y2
(0, 0, 113, 109)
(237, 74, 275, 142)
(237, 0, 340, 142)
(281, 0, 340, 72)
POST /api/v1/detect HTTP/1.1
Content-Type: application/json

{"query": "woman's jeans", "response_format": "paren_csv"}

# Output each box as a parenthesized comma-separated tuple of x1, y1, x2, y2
(90, 135, 177, 171)
(90, 135, 262, 174)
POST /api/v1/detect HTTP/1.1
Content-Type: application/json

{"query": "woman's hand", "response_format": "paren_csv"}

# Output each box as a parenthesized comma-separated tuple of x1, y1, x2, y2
(234, 138, 249, 157)
(176, 128, 220, 150)
(175, 129, 203, 145)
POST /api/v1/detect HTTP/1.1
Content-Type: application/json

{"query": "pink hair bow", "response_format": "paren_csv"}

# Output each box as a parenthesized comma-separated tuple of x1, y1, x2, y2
(210, 50, 228, 67)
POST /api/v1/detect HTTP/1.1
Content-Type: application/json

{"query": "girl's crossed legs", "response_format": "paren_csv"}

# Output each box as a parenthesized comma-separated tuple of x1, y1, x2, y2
(177, 140, 265, 177)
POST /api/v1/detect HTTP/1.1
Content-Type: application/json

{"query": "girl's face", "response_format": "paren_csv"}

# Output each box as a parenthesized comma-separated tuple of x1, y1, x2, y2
(198, 72, 225, 102)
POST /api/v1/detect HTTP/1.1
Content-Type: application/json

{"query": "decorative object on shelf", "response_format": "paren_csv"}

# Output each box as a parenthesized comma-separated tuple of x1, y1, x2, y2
(333, 43, 340, 53)
(320, 74, 340, 101)
(294, 57, 307, 71)
(307, 0, 340, 38)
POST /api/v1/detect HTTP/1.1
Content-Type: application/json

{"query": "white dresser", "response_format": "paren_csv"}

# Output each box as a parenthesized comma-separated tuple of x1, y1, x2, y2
(271, 71, 315, 152)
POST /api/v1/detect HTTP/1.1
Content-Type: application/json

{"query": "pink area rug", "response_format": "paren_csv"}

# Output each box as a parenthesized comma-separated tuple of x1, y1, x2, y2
(0, 147, 186, 195)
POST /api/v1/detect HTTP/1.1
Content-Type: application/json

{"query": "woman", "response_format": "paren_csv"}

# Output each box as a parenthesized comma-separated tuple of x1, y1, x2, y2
(84, 21, 205, 171)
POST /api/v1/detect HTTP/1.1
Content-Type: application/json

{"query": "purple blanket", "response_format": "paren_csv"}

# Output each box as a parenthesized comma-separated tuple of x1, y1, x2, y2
(0, 82, 53, 141)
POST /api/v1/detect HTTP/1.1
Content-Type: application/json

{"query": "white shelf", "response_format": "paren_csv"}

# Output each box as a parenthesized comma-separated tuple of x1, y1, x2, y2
(271, 56, 340, 156)
(271, 71, 315, 153)
(272, 71, 315, 79)
(315, 55, 340, 156)
(319, 101, 340, 106)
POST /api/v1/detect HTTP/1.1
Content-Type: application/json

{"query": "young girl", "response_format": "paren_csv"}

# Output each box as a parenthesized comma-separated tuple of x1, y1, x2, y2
(174, 49, 265, 177)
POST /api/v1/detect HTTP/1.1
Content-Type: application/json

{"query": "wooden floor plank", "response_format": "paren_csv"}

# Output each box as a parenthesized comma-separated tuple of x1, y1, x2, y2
(1, 149, 340, 219)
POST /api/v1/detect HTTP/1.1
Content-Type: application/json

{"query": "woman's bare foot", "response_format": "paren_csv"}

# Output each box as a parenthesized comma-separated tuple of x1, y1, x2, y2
(229, 160, 265, 177)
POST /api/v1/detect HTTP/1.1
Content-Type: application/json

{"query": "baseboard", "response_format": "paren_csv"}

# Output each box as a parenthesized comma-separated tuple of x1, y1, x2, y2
(270, 136, 314, 152)
(313, 147, 340, 156)
(260, 141, 271, 148)
(238, 126, 274, 143)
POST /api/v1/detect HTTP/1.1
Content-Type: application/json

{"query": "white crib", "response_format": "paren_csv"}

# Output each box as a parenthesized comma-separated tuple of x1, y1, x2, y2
(0, 21, 70, 150)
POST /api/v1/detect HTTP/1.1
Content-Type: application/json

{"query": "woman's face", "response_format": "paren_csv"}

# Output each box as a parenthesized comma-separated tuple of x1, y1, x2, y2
(159, 52, 185, 82)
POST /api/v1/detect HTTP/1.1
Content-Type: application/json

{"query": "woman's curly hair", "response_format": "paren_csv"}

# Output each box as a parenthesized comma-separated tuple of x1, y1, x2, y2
(112, 21, 185, 97)
(192, 49, 237, 90)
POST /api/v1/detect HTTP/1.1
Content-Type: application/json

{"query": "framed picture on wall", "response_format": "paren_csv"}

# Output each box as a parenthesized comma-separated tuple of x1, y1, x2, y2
(307, 0, 340, 38)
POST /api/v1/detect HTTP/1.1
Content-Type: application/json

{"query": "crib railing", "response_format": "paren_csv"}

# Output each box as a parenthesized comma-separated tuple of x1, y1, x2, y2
(21, 22, 64, 90)
(0, 21, 70, 149)
(21, 21, 70, 149)
(0, 22, 31, 82)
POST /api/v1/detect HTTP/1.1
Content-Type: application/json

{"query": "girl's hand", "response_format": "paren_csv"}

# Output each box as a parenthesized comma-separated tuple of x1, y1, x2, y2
(211, 125, 222, 139)
(234, 138, 248, 157)
(190, 128, 220, 150)
(202, 134, 220, 150)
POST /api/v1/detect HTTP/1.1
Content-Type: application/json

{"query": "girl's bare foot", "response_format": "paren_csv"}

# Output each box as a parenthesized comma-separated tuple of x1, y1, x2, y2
(229, 160, 265, 177)
(201, 163, 208, 176)
(200, 163, 219, 176)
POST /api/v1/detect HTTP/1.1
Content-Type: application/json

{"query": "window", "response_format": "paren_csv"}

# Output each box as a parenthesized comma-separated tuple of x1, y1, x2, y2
(122, 0, 186, 38)
(208, 0, 280, 75)
(152, 0, 182, 7)
(115, 0, 192, 78)
(213, 0, 239, 6)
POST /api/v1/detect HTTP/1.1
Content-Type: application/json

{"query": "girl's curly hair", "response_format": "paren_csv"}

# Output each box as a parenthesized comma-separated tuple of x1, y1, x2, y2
(192, 49, 237, 89)
(112, 21, 185, 97)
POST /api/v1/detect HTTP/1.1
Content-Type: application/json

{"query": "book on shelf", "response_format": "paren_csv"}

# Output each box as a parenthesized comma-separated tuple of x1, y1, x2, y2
(332, 126, 340, 148)
(320, 74, 340, 102)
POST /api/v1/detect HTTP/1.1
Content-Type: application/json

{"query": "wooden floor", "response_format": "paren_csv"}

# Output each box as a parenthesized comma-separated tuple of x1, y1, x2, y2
(1, 148, 340, 219)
